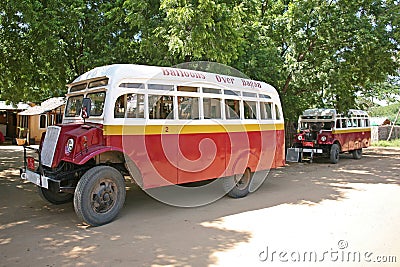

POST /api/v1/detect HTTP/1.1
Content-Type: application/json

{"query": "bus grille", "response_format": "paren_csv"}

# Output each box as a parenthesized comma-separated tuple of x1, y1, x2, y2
(40, 126, 61, 167)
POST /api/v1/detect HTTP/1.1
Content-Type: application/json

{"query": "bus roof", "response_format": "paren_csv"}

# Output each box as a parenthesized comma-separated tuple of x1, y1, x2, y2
(301, 108, 369, 119)
(69, 64, 278, 96)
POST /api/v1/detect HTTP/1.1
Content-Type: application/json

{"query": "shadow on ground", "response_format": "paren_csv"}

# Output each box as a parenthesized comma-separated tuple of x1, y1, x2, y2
(0, 146, 399, 266)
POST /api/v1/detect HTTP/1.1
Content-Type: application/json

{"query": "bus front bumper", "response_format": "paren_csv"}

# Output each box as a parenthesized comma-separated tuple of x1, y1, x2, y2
(20, 169, 50, 189)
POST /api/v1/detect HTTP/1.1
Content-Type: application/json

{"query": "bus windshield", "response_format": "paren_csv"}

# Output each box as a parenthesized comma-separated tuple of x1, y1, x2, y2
(65, 92, 106, 117)
(65, 95, 84, 117)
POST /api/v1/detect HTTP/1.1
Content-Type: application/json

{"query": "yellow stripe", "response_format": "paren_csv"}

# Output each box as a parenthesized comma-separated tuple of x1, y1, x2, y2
(104, 123, 284, 135)
(332, 128, 371, 134)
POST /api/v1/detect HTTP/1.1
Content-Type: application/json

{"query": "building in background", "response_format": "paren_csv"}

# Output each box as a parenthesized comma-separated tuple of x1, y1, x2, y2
(0, 101, 30, 142)
(18, 97, 65, 144)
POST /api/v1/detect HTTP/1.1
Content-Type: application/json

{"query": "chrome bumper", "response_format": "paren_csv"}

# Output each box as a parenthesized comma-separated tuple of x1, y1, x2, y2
(21, 169, 50, 189)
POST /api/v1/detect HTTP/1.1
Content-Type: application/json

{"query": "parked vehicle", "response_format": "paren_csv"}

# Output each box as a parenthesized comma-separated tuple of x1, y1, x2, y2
(287, 108, 371, 163)
(20, 64, 285, 226)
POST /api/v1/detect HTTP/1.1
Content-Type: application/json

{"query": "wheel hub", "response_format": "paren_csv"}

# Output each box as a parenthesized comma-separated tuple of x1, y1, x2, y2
(92, 182, 116, 213)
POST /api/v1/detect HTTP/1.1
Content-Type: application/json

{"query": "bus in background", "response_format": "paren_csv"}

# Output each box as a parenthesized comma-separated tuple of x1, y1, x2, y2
(20, 64, 285, 226)
(287, 108, 371, 163)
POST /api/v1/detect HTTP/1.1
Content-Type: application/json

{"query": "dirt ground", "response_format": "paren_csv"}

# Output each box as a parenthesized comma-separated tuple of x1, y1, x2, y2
(0, 146, 399, 267)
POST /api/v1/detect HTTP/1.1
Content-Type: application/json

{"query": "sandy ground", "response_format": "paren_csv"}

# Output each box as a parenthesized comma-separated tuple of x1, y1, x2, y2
(0, 145, 399, 267)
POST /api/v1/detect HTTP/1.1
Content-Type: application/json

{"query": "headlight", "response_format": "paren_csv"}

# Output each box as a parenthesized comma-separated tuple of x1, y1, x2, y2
(297, 135, 303, 141)
(321, 136, 327, 142)
(66, 138, 74, 154)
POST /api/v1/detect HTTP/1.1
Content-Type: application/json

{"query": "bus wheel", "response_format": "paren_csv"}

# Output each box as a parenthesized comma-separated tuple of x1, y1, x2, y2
(223, 168, 252, 198)
(38, 187, 73, 205)
(74, 166, 126, 226)
(352, 149, 362, 159)
(330, 144, 340, 164)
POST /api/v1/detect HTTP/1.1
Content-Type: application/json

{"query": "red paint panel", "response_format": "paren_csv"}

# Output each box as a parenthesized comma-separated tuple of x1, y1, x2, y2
(177, 132, 227, 184)
(104, 129, 285, 189)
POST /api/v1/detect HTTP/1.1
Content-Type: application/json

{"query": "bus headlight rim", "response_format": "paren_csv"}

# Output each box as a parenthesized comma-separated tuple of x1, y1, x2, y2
(66, 138, 74, 154)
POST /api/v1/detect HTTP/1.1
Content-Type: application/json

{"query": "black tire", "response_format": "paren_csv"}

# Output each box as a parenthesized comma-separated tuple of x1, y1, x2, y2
(38, 186, 73, 205)
(223, 168, 252, 198)
(330, 144, 340, 164)
(74, 166, 126, 226)
(352, 149, 362, 159)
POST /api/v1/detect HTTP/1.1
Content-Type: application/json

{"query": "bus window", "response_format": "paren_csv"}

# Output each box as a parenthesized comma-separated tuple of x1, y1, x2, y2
(178, 86, 198, 92)
(336, 119, 341, 128)
(65, 95, 84, 117)
(323, 122, 333, 130)
(225, 99, 240, 119)
(87, 91, 106, 116)
(203, 98, 221, 119)
(347, 119, 352, 127)
(148, 84, 174, 91)
(352, 118, 358, 127)
(119, 83, 144, 89)
(243, 92, 257, 97)
(275, 104, 282, 120)
(260, 102, 273, 120)
(203, 88, 221, 94)
(178, 96, 199, 119)
(148, 95, 174, 119)
(342, 119, 347, 128)
(126, 94, 145, 118)
(244, 101, 257, 119)
(114, 95, 126, 118)
(366, 119, 370, 127)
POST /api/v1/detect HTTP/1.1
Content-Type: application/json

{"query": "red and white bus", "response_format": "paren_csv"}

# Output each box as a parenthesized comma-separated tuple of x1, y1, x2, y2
(287, 108, 371, 163)
(20, 64, 285, 226)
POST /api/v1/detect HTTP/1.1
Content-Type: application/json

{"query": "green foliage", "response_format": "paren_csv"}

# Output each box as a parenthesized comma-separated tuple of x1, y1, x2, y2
(372, 139, 400, 147)
(369, 103, 400, 125)
(0, 0, 399, 119)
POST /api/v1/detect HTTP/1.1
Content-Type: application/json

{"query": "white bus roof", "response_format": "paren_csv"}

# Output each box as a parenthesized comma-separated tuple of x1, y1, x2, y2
(301, 108, 369, 119)
(69, 64, 279, 96)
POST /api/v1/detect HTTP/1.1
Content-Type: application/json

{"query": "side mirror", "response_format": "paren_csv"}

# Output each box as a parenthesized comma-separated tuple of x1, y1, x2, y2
(81, 98, 91, 119)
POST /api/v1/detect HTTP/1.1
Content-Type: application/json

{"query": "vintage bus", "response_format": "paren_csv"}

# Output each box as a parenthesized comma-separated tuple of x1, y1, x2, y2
(287, 108, 371, 163)
(20, 64, 285, 226)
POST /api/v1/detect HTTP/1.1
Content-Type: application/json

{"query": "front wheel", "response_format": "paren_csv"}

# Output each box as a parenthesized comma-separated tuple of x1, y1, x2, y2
(330, 144, 340, 164)
(223, 168, 253, 198)
(74, 166, 126, 226)
(38, 187, 73, 205)
(352, 149, 362, 159)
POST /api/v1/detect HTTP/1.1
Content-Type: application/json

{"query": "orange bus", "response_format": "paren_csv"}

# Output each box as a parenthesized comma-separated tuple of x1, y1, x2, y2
(20, 64, 285, 226)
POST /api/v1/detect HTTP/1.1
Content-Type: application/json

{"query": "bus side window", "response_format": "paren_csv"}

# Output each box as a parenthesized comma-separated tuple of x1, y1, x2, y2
(126, 94, 145, 118)
(342, 119, 347, 128)
(323, 122, 333, 130)
(178, 96, 199, 119)
(203, 98, 222, 119)
(260, 102, 273, 120)
(275, 104, 282, 120)
(366, 119, 370, 127)
(114, 95, 126, 118)
(244, 100, 257, 119)
(225, 99, 240, 119)
(347, 119, 352, 128)
(148, 95, 174, 119)
(336, 119, 341, 128)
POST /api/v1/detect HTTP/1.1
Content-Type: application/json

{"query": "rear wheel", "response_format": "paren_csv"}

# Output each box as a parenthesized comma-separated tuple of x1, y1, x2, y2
(38, 187, 73, 205)
(223, 168, 252, 198)
(352, 149, 362, 159)
(330, 144, 340, 164)
(74, 166, 126, 226)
